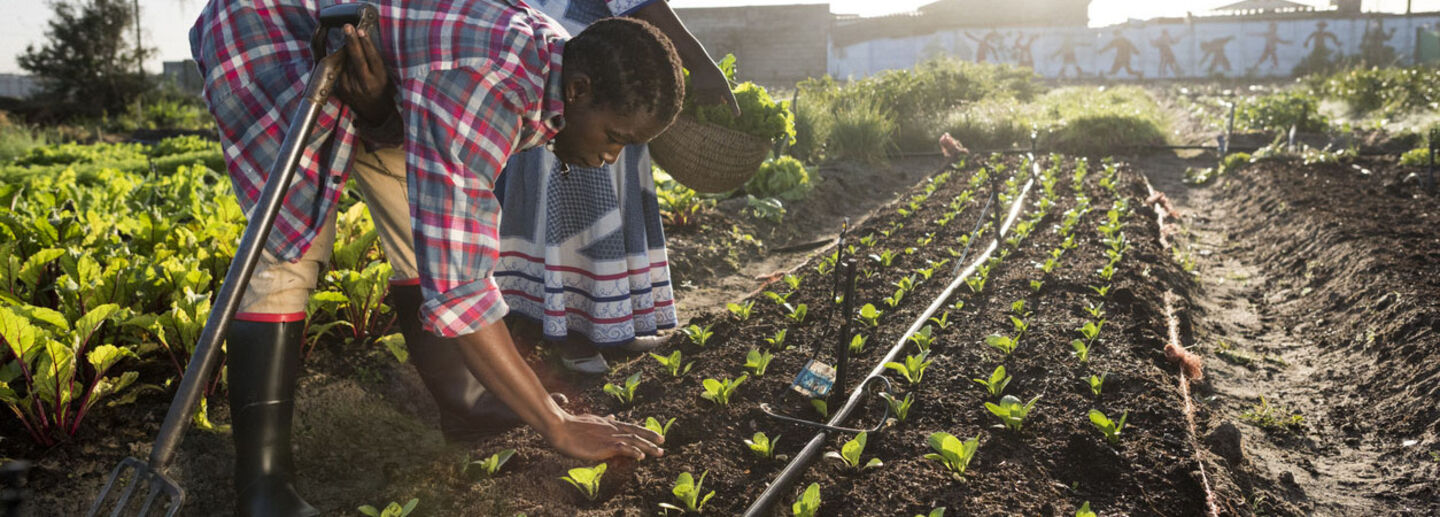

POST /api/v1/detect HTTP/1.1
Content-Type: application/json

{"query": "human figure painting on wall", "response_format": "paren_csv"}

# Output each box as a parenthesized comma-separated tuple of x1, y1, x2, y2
(1051, 34, 1090, 78)
(1151, 28, 1183, 78)
(1013, 33, 1039, 69)
(1251, 22, 1292, 71)
(1360, 18, 1398, 65)
(966, 29, 1006, 63)
(1100, 29, 1142, 78)
(1200, 35, 1234, 74)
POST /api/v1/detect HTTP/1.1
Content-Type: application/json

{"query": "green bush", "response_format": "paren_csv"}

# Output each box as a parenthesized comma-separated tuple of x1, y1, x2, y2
(939, 101, 1031, 152)
(827, 99, 895, 164)
(1236, 91, 1329, 133)
(745, 156, 811, 200)
(789, 98, 831, 163)
(1321, 67, 1440, 118)
(0, 114, 47, 163)
(1031, 86, 1167, 155)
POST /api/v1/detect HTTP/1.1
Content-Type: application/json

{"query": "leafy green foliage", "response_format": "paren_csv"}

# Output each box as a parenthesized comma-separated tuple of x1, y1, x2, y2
(1088, 374, 1106, 398)
(687, 56, 796, 144)
(858, 304, 882, 328)
(746, 156, 812, 200)
(560, 463, 607, 501)
(984, 333, 1018, 356)
(985, 395, 1040, 431)
(1070, 340, 1091, 364)
(884, 350, 933, 386)
(972, 365, 1012, 399)
(745, 431, 779, 459)
(824, 431, 883, 470)
(1088, 409, 1129, 445)
(650, 350, 694, 378)
(792, 482, 821, 517)
(765, 328, 788, 350)
(786, 303, 808, 324)
(924, 432, 980, 481)
(680, 323, 714, 347)
(1240, 396, 1305, 432)
(602, 372, 641, 406)
(644, 416, 676, 441)
(1076, 501, 1097, 517)
(464, 449, 517, 479)
(848, 333, 868, 354)
(700, 375, 747, 406)
(908, 325, 936, 353)
(726, 301, 754, 321)
(358, 498, 419, 517)
(744, 348, 774, 377)
(658, 471, 715, 514)
(879, 391, 914, 423)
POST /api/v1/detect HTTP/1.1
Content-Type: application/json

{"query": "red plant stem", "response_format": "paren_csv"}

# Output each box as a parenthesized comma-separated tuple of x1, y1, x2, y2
(69, 376, 102, 435)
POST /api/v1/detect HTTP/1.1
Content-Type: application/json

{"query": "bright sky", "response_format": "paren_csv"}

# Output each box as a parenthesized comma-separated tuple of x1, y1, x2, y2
(0, 0, 1436, 74)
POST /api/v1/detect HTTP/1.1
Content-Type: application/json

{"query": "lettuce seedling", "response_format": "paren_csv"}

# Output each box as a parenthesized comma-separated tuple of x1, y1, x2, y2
(792, 483, 821, 517)
(1076, 501, 1097, 517)
(810, 398, 829, 418)
(766, 328, 789, 350)
(952, 299, 966, 311)
(1070, 339, 1091, 364)
(745, 348, 774, 377)
(928, 311, 952, 330)
(358, 498, 418, 517)
(893, 274, 917, 292)
(869, 250, 897, 267)
(745, 431, 778, 459)
(786, 303, 808, 324)
(879, 391, 913, 423)
(985, 395, 1040, 431)
(650, 350, 694, 378)
(1010, 315, 1030, 339)
(1088, 373, 1106, 397)
(783, 273, 803, 291)
(972, 365, 1011, 399)
(858, 303, 882, 327)
(1078, 319, 1106, 345)
(884, 350, 932, 386)
(644, 416, 676, 441)
(883, 289, 905, 308)
(602, 372, 641, 406)
(848, 333, 868, 354)
(763, 290, 794, 307)
(1088, 409, 1128, 445)
(1029, 280, 1044, 293)
(825, 431, 883, 471)
(859, 234, 877, 247)
(1084, 301, 1106, 319)
(658, 470, 715, 514)
(985, 333, 1018, 356)
(924, 432, 980, 481)
(964, 275, 987, 294)
(908, 325, 936, 353)
(681, 323, 714, 347)
(726, 300, 754, 321)
(915, 232, 934, 247)
(463, 448, 516, 479)
(700, 375, 747, 406)
(560, 463, 607, 501)
(1096, 263, 1117, 282)
(1088, 284, 1111, 298)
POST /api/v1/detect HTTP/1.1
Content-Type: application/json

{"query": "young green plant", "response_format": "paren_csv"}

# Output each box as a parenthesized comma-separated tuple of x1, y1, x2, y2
(745, 431, 779, 459)
(1088, 409, 1128, 445)
(824, 431, 883, 471)
(602, 372, 641, 406)
(884, 350, 932, 386)
(745, 348, 774, 377)
(658, 471, 715, 514)
(985, 395, 1040, 431)
(700, 375, 747, 406)
(972, 364, 1012, 399)
(650, 350, 694, 378)
(560, 463, 607, 501)
(924, 432, 980, 482)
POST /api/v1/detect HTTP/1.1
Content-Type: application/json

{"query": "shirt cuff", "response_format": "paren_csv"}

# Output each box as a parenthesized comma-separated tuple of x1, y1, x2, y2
(354, 108, 405, 151)
(420, 277, 511, 337)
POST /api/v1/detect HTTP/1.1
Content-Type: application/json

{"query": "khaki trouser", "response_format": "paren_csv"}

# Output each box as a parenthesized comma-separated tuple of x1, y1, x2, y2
(236, 147, 418, 318)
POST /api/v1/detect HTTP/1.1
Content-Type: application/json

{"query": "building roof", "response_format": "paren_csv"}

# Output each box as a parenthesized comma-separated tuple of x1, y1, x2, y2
(1211, 0, 1314, 13)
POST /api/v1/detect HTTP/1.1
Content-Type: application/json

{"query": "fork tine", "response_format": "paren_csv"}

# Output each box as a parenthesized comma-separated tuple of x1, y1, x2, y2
(137, 479, 164, 516)
(107, 474, 141, 517)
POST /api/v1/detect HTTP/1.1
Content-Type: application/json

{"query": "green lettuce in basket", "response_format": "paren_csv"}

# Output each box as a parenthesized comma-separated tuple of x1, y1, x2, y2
(682, 54, 796, 145)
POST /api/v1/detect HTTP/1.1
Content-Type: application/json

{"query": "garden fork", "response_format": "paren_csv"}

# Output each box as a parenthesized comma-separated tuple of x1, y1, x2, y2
(86, 4, 380, 515)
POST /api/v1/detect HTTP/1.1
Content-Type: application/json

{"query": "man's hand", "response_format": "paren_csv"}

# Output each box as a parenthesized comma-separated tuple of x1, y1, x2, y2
(689, 64, 740, 117)
(336, 24, 397, 125)
(542, 412, 665, 461)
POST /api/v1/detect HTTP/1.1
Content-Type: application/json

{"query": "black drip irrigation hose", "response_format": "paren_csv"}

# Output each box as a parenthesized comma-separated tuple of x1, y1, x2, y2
(740, 156, 1041, 517)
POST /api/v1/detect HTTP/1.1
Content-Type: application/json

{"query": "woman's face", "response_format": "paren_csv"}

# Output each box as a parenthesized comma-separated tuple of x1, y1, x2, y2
(550, 74, 670, 168)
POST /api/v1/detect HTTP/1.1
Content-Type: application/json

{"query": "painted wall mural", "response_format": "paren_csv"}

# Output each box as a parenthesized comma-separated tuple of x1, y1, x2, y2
(829, 15, 1440, 80)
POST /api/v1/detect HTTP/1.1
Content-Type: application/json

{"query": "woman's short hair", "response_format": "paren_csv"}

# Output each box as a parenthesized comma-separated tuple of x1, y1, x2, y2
(563, 17, 685, 125)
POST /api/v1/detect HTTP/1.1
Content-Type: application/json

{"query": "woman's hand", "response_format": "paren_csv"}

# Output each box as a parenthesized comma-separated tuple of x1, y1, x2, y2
(541, 411, 665, 461)
(336, 24, 397, 124)
(688, 63, 740, 117)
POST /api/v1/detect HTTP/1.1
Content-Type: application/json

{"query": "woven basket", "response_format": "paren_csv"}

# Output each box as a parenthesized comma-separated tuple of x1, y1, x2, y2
(648, 115, 772, 193)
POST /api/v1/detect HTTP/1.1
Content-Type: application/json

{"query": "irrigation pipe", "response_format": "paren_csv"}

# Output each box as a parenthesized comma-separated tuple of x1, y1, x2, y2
(1144, 177, 1221, 517)
(740, 157, 1039, 517)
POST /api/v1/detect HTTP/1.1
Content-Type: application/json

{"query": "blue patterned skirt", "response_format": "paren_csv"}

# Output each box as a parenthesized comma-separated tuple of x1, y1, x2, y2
(493, 144, 677, 346)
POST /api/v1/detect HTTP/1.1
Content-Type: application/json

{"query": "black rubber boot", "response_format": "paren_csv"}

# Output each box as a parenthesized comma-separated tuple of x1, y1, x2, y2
(389, 285, 547, 442)
(227, 320, 319, 517)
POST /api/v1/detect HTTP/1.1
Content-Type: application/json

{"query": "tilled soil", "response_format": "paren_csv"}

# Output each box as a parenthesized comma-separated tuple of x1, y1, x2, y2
(1157, 156, 1440, 516)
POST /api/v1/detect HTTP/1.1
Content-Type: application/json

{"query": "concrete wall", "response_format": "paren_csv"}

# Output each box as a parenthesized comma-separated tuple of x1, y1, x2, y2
(831, 13, 1440, 80)
(674, 4, 830, 88)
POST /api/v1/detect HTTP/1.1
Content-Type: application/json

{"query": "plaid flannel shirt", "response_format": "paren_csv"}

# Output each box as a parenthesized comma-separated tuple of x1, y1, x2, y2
(191, 0, 583, 337)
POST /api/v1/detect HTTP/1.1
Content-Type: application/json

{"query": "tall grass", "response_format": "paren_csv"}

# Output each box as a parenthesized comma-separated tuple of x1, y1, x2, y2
(0, 113, 47, 163)
(826, 99, 894, 164)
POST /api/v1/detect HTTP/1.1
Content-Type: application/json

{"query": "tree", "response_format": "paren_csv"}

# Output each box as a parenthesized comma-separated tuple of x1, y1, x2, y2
(18, 0, 153, 118)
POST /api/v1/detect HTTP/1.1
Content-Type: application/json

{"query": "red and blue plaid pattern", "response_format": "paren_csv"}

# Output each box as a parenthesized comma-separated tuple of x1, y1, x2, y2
(191, 0, 569, 336)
